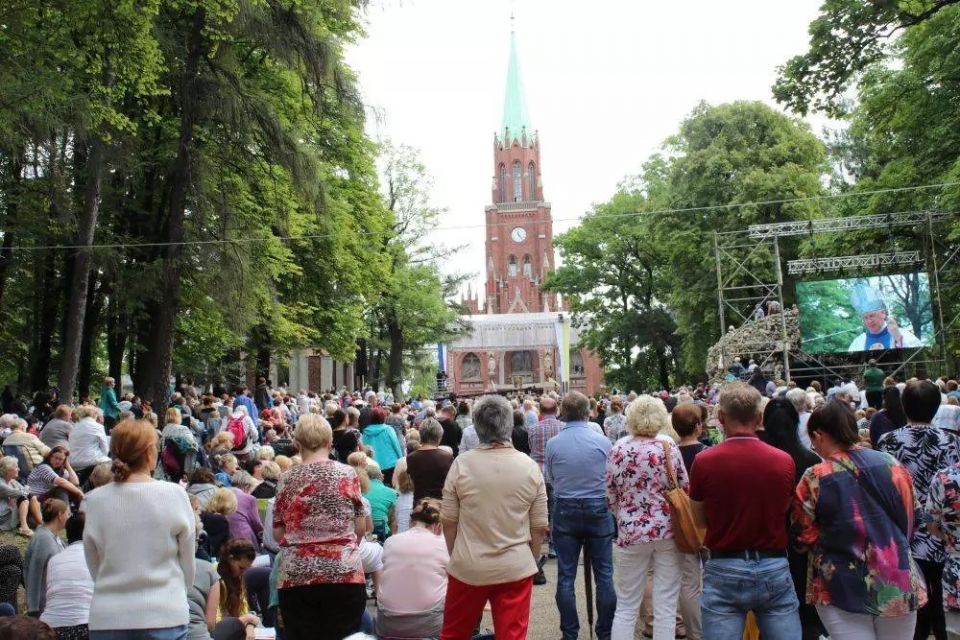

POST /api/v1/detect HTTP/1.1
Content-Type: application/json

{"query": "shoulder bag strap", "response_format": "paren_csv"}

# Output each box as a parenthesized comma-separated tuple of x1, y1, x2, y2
(661, 440, 678, 491)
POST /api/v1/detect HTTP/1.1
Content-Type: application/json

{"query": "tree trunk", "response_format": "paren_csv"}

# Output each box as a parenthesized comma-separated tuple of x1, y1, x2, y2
(78, 269, 103, 400)
(657, 349, 670, 391)
(0, 152, 23, 310)
(140, 7, 205, 407)
(371, 349, 382, 392)
(58, 138, 105, 402)
(105, 277, 126, 384)
(387, 313, 404, 400)
(30, 257, 59, 392)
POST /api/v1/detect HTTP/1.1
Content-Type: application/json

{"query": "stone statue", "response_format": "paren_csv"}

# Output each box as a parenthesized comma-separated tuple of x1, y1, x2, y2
(544, 350, 554, 377)
(487, 352, 497, 381)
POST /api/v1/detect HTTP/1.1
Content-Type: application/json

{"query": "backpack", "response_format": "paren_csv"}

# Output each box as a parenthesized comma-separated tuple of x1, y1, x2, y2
(226, 416, 247, 451)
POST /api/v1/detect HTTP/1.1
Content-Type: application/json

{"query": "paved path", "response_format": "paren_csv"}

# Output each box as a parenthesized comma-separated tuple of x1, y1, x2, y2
(479, 558, 660, 640)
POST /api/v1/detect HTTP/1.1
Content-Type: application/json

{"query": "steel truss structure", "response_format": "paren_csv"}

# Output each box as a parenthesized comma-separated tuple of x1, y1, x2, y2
(747, 210, 952, 239)
(714, 209, 960, 384)
(787, 252, 921, 276)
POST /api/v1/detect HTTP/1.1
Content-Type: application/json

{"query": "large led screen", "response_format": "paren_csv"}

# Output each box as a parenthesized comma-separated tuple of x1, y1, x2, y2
(796, 274, 934, 353)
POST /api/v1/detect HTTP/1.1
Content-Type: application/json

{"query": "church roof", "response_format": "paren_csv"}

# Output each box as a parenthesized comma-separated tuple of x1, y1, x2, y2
(500, 30, 533, 145)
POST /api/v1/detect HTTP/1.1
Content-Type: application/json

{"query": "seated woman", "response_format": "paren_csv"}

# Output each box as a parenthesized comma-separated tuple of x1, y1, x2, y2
(228, 471, 264, 553)
(203, 488, 237, 560)
(216, 539, 261, 630)
(346, 457, 384, 597)
(362, 460, 397, 541)
(27, 447, 83, 507)
(0, 455, 41, 537)
(2, 417, 50, 468)
(187, 468, 219, 510)
(40, 513, 93, 638)
(251, 462, 279, 499)
(375, 498, 449, 639)
(24, 498, 68, 616)
(213, 452, 238, 488)
(189, 540, 261, 640)
(162, 407, 199, 481)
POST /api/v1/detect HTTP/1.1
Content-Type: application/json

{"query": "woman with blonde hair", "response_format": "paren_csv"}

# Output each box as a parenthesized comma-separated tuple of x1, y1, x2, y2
(606, 396, 689, 640)
(375, 498, 450, 638)
(392, 459, 414, 535)
(83, 419, 195, 638)
(214, 452, 238, 488)
(274, 414, 366, 640)
(203, 487, 237, 559)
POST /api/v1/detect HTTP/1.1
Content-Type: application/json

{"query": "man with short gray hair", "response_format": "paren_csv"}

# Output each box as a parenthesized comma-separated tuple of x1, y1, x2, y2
(546, 392, 616, 640)
(440, 394, 548, 640)
(785, 387, 813, 449)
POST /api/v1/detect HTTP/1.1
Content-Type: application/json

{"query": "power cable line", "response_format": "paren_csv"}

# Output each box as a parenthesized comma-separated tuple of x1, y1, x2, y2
(4, 179, 959, 252)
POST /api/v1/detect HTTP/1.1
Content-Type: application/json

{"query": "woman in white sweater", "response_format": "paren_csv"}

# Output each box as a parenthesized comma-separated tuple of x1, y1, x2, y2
(84, 419, 196, 639)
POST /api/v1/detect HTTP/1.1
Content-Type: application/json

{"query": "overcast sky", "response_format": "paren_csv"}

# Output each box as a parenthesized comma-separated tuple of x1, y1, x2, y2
(346, 0, 826, 300)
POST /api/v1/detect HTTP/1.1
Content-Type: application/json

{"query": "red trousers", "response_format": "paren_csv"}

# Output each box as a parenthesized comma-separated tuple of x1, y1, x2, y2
(440, 574, 534, 640)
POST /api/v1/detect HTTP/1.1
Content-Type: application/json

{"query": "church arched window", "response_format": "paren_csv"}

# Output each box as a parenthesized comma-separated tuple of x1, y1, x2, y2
(508, 255, 518, 277)
(522, 254, 532, 277)
(461, 353, 481, 380)
(498, 163, 506, 203)
(571, 351, 584, 375)
(510, 350, 534, 374)
(512, 161, 522, 202)
(528, 162, 536, 200)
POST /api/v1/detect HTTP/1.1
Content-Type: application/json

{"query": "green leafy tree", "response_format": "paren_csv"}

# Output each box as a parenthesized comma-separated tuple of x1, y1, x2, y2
(370, 142, 465, 399)
(653, 101, 827, 374)
(774, 0, 960, 115)
(545, 184, 679, 391)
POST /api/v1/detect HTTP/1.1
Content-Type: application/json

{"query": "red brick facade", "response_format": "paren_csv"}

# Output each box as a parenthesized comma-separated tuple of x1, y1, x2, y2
(484, 133, 559, 314)
(447, 132, 603, 396)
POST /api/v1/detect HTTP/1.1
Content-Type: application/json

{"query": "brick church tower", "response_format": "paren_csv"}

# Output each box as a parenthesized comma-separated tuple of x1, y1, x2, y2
(446, 27, 604, 397)
(483, 30, 558, 315)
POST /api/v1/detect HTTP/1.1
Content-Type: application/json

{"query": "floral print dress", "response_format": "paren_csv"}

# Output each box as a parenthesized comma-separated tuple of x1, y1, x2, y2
(925, 464, 960, 612)
(792, 447, 926, 616)
(605, 436, 688, 547)
(273, 459, 365, 589)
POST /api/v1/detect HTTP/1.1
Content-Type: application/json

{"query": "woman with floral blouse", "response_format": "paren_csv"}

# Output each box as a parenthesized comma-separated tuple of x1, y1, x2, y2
(792, 400, 925, 639)
(273, 414, 366, 640)
(926, 462, 960, 638)
(606, 395, 689, 640)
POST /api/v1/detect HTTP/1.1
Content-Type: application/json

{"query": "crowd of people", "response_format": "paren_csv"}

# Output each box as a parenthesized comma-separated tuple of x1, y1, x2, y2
(3, 368, 960, 640)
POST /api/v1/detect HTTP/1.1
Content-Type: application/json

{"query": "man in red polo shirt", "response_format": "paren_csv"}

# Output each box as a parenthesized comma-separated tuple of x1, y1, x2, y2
(690, 382, 799, 639)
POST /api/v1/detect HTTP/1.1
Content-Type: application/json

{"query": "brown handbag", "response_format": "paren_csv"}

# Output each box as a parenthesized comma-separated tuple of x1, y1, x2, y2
(661, 440, 705, 553)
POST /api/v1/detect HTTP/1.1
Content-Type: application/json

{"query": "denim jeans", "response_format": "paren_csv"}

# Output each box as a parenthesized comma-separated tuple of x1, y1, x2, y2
(90, 626, 188, 640)
(701, 557, 800, 640)
(553, 497, 617, 640)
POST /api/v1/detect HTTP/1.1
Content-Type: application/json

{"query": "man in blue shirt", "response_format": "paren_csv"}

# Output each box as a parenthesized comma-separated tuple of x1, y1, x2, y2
(545, 391, 616, 640)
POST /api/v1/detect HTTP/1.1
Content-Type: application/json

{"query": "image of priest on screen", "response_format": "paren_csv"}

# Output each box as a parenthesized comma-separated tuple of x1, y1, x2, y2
(847, 280, 922, 352)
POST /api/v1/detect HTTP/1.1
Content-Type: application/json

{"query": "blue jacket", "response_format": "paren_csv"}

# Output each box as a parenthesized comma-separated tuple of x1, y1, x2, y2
(234, 394, 259, 426)
(361, 423, 403, 472)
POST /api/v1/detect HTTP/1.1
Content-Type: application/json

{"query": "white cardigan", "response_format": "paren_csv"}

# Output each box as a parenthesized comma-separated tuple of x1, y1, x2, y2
(83, 480, 196, 630)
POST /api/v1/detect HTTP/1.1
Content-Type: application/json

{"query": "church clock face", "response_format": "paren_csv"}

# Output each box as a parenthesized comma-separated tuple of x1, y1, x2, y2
(511, 227, 527, 243)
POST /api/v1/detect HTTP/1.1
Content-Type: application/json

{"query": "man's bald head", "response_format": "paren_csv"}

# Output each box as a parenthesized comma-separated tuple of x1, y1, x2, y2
(540, 397, 558, 415)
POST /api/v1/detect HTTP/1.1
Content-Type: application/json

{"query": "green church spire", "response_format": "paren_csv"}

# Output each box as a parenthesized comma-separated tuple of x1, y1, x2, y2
(500, 29, 533, 145)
